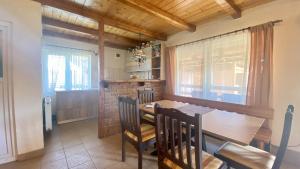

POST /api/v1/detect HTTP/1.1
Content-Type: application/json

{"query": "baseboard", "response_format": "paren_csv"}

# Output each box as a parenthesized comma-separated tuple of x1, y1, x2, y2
(271, 145, 300, 166)
(57, 116, 97, 124)
(16, 148, 44, 161)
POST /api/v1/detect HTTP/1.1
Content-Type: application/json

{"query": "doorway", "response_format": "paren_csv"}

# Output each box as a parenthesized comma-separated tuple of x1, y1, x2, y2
(0, 21, 15, 164)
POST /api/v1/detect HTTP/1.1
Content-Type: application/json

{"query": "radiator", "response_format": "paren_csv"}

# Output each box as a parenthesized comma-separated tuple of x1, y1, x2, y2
(44, 96, 52, 131)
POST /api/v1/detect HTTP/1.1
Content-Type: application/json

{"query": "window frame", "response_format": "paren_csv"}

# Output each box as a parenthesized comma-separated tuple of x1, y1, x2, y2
(175, 31, 250, 104)
(42, 45, 93, 96)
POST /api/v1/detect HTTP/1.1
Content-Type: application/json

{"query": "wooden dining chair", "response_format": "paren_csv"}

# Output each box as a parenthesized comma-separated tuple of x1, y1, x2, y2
(214, 105, 295, 169)
(118, 96, 156, 169)
(138, 88, 154, 104)
(154, 104, 224, 169)
(138, 88, 155, 125)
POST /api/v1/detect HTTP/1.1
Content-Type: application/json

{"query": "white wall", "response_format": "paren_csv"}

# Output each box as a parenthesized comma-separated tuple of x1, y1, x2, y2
(0, 0, 44, 155)
(104, 46, 129, 80)
(166, 0, 300, 152)
(43, 36, 129, 83)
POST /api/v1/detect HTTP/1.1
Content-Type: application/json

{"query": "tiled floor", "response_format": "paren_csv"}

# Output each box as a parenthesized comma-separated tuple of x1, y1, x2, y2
(0, 119, 157, 169)
(0, 118, 298, 169)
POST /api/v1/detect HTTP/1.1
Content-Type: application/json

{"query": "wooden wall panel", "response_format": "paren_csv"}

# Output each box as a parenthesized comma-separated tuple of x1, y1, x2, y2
(56, 90, 99, 124)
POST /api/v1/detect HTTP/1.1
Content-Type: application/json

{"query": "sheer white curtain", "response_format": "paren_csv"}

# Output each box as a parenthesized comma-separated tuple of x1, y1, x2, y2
(175, 31, 250, 104)
(175, 42, 205, 97)
(70, 50, 92, 90)
(42, 45, 93, 96)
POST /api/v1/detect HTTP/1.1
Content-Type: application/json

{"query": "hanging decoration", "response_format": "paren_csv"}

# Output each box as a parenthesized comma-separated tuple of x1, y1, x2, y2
(128, 34, 152, 66)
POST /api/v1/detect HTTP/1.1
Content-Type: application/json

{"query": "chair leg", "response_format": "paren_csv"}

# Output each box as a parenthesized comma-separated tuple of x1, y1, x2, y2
(226, 162, 231, 169)
(202, 134, 207, 151)
(265, 142, 271, 152)
(257, 141, 265, 150)
(122, 134, 126, 162)
(138, 145, 143, 169)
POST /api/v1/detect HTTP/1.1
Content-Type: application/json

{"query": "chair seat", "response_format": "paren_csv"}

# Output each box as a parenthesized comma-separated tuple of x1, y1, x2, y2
(163, 149, 223, 169)
(124, 124, 155, 142)
(215, 142, 275, 169)
(143, 114, 155, 123)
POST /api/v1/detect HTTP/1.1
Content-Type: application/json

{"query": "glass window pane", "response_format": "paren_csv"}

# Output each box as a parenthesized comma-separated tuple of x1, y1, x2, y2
(70, 55, 91, 90)
(176, 43, 204, 98)
(43, 45, 93, 96)
(48, 55, 66, 91)
(175, 31, 250, 104)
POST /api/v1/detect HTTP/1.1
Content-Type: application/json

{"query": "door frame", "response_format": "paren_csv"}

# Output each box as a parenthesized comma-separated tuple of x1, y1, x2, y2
(0, 20, 16, 164)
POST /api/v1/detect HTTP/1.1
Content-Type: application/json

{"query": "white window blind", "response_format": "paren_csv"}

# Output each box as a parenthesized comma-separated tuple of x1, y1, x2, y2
(175, 31, 250, 104)
(42, 45, 93, 96)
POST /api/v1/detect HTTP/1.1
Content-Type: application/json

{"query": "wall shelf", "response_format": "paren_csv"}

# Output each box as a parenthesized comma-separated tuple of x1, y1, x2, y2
(126, 42, 164, 80)
(127, 70, 151, 73)
(151, 56, 161, 59)
(151, 44, 162, 79)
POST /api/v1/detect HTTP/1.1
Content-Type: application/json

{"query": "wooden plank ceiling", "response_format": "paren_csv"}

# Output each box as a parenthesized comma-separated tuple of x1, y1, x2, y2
(39, 0, 274, 48)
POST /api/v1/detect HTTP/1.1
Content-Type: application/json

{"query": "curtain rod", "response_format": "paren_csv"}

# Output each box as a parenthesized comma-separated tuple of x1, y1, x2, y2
(175, 20, 283, 47)
(44, 44, 97, 53)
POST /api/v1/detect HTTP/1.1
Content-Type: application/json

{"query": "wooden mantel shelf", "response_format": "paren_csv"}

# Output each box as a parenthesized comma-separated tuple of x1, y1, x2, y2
(102, 79, 165, 83)
(101, 79, 165, 88)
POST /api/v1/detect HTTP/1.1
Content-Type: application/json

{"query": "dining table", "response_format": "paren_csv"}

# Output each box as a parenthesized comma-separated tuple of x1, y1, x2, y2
(139, 100, 265, 146)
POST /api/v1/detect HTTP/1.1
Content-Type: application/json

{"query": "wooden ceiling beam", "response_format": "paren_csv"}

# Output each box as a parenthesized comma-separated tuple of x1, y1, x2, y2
(215, 0, 241, 19)
(42, 16, 140, 47)
(43, 29, 98, 44)
(42, 29, 133, 50)
(33, 0, 167, 40)
(42, 17, 98, 35)
(117, 0, 196, 32)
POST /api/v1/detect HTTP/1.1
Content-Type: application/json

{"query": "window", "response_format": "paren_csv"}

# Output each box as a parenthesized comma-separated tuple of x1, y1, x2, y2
(175, 31, 250, 104)
(42, 45, 92, 96)
(47, 54, 66, 91)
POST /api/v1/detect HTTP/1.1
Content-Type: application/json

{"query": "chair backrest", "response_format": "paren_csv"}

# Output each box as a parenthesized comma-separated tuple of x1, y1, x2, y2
(272, 105, 294, 169)
(118, 96, 141, 136)
(138, 88, 154, 104)
(154, 104, 203, 169)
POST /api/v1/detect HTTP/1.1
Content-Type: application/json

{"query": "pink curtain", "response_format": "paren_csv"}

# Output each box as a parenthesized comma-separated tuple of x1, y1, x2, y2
(246, 22, 274, 107)
(165, 47, 176, 95)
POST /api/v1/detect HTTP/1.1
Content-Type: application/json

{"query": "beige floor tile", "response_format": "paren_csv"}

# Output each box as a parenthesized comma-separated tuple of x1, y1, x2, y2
(41, 149, 66, 164)
(41, 158, 68, 169)
(91, 156, 119, 169)
(44, 141, 64, 153)
(64, 144, 87, 157)
(122, 156, 156, 169)
(62, 138, 83, 148)
(0, 157, 42, 169)
(70, 161, 96, 169)
(81, 136, 102, 149)
(107, 161, 135, 169)
(66, 153, 92, 168)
